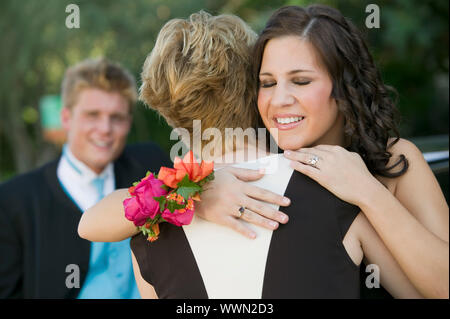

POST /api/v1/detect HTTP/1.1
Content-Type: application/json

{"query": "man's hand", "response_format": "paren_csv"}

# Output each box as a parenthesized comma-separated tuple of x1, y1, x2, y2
(196, 167, 290, 239)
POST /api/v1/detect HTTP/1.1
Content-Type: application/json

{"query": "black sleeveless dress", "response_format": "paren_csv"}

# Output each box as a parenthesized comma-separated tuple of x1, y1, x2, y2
(131, 154, 361, 298)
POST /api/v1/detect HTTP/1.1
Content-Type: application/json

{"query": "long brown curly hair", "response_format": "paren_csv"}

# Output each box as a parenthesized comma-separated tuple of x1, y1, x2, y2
(253, 5, 408, 178)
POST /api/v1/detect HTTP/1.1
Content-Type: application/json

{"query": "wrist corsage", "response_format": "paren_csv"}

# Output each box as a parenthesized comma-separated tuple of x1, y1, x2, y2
(123, 151, 214, 242)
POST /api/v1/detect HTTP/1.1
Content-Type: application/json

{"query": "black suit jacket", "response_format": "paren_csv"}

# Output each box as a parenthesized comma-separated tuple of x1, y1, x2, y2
(0, 142, 171, 298)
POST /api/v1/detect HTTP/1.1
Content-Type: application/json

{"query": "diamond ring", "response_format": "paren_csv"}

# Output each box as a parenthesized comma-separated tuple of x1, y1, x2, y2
(308, 155, 319, 168)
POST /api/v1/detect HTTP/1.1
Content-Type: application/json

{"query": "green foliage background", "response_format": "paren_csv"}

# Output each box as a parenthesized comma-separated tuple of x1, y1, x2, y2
(0, 0, 448, 181)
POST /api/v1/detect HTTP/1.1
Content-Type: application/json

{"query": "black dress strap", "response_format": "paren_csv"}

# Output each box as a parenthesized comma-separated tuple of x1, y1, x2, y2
(130, 223, 208, 299)
(262, 171, 361, 298)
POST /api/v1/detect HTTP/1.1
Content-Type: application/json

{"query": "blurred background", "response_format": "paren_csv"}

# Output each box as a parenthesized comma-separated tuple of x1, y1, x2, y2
(0, 0, 448, 197)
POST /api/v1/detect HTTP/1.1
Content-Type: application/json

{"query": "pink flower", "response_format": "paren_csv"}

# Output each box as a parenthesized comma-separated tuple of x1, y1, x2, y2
(123, 197, 147, 226)
(161, 199, 195, 227)
(124, 173, 168, 226)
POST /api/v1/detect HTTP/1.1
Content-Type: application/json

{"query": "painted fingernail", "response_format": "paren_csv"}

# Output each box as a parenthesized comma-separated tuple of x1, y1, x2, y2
(283, 197, 291, 204)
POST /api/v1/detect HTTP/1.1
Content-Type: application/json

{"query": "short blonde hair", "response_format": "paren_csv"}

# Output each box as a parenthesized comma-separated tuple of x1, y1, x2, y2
(139, 11, 259, 153)
(62, 57, 137, 110)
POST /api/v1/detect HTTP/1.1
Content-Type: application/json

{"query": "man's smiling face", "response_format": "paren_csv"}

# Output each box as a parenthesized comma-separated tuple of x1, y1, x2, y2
(61, 87, 132, 174)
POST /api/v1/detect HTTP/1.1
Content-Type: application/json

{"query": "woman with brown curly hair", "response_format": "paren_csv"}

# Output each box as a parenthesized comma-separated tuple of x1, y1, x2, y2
(79, 6, 447, 298)
(247, 5, 448, 298)
(200, 5, 447, 298)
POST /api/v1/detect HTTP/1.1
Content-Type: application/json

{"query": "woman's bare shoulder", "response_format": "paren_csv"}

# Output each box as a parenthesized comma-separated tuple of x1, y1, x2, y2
(387, 137, 423, 159)
(376, 138, 424, 192)
(386, 138, 448, 226)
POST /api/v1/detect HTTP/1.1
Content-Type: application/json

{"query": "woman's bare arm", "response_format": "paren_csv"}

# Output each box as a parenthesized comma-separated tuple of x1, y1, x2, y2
(358, 140, 448, 298)
(78, 189, 138, 242)
(285, 138, 448, 298)
(356, 213, 423, 299)
(131, 250, 158, 299)
(78, 167, 290, 242)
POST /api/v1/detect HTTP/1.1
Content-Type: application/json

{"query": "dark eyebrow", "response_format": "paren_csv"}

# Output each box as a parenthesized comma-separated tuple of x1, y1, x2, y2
(288, 69, 314, 74)
(259, 69, 314, 76)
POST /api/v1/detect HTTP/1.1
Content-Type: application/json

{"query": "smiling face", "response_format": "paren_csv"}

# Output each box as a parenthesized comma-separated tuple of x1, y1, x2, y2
(61, 88, 132, 174)
(257, 35, 346, 151)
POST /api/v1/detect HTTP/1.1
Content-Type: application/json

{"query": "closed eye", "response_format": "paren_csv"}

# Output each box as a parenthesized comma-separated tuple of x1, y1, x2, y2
(259, 82, 276, 88)
(293, 81, 311, 86)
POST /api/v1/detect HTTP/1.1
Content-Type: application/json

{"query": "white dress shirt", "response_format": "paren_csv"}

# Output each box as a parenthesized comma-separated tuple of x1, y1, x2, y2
(56, 145, 140, 299)
(57, 145, 115, 211)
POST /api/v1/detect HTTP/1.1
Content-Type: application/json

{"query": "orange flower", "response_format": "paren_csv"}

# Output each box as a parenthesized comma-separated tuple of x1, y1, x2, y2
(158, 167, 178, 188)
(147, 223, 160, 242)
(148, 236, 158, 242)
(176, 194, 184, 204)
(128, 184, 138, 196)
(158, 151, 214, 187)
(166, 192, 177, 201)
(173, 151, 214, 183)
(186, 199, 194, 210)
